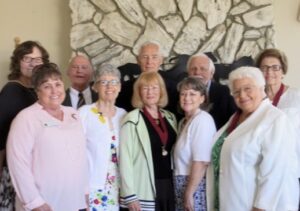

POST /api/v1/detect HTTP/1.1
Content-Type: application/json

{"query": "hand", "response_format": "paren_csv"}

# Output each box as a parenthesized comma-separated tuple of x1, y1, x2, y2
(32, 203, 53, 211)
(184, 191, 194, 211)
(127, 200, 141, 211)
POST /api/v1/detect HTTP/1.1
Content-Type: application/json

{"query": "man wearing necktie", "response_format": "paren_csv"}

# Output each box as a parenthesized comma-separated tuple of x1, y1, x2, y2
(63, 55, 98, 109)
(77, 92, 86, 109)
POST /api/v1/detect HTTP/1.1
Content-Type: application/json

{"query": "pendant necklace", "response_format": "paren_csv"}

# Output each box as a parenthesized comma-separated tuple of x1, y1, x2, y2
(143, 108, 169, 156)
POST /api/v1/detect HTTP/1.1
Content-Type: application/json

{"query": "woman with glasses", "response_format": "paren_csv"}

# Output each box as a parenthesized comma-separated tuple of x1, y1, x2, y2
(206, 66, 299, 211)
(256, 48, 300, 209)
(0, 40, 49, 210)
(79, 63, 127, 210)
(173, 77, 216, 211)
(256, 48, 300, 109)
(119, 72, 177, 211)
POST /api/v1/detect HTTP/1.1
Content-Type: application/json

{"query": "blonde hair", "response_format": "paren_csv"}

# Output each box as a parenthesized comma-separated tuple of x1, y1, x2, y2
(131, 72, 168, 108)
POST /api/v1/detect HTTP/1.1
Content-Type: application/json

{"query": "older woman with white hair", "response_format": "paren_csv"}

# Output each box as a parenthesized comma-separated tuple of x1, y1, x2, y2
(206, 66, 299, 211)
(79, 63, 127, 210)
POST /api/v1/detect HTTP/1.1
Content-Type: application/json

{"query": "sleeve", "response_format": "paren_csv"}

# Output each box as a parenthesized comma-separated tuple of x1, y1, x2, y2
(191, 113, 216, 162)
(119, 121, 139, 204)
(0, 85, 29, 150)
(6, 111, 46, 210)
(78, 107, 88, 134)
(253, 114, 297, 209)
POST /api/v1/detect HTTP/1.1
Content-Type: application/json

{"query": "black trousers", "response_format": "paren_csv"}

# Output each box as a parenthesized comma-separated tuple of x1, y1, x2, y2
(120, 178, 175, 211)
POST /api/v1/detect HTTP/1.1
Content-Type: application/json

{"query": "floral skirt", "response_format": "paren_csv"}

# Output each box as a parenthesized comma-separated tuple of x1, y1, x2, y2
(174, 175, 206, 211)
(89, 161, 119, 211)
(0, 166, 15, 211)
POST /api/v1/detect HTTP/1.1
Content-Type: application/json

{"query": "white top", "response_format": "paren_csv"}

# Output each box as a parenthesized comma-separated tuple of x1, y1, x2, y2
(70, 86, 92, 109)
(173, 109, 216, 175)
(277, 87, 300, 176)
(79, 103, 127, 190)
(206, 99, 299, 211)
(7, 103, 89, 211)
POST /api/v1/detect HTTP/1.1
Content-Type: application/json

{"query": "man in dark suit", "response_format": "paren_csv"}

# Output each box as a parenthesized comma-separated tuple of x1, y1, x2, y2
(187, 53, 236, 129)
(116, 41, 180, 118)
(63, 55, 98, 109)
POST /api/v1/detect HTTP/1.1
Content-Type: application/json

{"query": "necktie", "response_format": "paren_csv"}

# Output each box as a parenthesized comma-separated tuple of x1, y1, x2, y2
(77, 92, 86, 109)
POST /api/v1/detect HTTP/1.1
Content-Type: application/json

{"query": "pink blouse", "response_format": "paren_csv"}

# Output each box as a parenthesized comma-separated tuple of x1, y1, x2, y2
(7, 103, 89, 210)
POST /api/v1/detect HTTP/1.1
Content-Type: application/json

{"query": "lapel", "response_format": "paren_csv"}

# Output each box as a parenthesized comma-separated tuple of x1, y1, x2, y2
(135, 111, 156, 192)
(90, 86, 98, 102)
(62, 88, 72, 107)
(226, 99, 270, 140)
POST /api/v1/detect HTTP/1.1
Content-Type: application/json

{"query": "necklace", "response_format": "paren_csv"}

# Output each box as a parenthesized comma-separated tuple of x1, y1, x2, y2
(142, 107, 169, 156)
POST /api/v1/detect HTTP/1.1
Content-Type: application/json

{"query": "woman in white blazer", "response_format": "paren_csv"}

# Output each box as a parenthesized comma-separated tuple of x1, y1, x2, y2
(206, 66, 299, 211)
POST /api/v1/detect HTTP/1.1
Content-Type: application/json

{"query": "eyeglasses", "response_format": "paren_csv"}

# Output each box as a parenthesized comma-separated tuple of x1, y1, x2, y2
(97, 79, 120, 86)
(22, 56, 43, 64)
(232, 85, 257, 97)
(260, 65, 282, 72)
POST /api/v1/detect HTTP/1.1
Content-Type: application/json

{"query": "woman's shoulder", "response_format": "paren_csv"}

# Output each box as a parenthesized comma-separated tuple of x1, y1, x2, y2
(1, 81, 28, 96)
(77, 103, 96, 114)
(115, 106, 127, 116)
(283, 87, 300, 101)
(13, 103, 41, 120)
(121, 108, 141, 124)
(161, 109, 176, 120)
(61, 104, 79, 113)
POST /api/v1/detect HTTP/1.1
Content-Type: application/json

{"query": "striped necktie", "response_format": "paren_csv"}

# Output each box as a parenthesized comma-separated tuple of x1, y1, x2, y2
(77, 92, 86, 109)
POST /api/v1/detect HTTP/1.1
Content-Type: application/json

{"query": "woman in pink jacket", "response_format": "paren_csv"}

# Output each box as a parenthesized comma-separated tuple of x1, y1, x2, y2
(7, 63, 89, 211)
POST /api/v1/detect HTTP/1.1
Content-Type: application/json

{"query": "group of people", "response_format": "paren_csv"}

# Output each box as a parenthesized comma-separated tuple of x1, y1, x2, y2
(0, 39, 299, 211)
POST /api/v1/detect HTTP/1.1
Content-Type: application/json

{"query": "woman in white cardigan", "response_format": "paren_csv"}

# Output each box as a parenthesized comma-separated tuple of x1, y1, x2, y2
(206, 66, 299, 211)
(79, 64, 127, 211)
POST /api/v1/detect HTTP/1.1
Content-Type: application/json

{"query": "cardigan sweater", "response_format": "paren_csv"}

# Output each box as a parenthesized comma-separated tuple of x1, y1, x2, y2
(119, 108, 177, 210)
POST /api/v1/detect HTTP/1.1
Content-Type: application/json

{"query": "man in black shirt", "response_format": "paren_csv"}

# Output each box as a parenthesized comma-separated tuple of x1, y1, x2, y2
(187, 53, 237, 129)
(116, 41, 180, 118)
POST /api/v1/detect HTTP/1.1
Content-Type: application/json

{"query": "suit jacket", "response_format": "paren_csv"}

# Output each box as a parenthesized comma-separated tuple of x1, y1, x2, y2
(62, 86, 98, 108)
(208, 81, 237, 129)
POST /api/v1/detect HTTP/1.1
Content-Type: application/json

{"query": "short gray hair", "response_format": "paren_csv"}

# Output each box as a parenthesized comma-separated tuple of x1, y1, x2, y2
(186, 53, 215, 73)
(94, 63, 121, 81)
(138, 40, 165, 57)
(228, 66, 265, 93)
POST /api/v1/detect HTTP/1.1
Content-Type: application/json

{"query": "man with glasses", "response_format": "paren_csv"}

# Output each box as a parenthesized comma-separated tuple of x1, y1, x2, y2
(63, 55, 98, 109)
(187, 53, 236, 129)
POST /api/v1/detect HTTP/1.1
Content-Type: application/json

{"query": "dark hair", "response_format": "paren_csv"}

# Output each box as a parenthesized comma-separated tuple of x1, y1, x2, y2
(177, 76, 209, 110)
(256, 48, 288, 74)
(31, 63, 62, 90)
(8, 40, 50, 80)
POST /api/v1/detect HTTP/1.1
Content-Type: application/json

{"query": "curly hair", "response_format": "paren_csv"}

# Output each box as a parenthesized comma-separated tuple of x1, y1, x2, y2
(8, 40, 49, 80)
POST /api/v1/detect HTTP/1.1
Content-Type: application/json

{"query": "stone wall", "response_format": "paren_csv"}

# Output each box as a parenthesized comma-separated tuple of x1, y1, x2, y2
(70, 0, 275, 70)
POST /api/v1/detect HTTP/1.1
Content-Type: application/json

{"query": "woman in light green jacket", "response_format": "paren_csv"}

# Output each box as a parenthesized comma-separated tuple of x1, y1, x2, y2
(119, 72, 177, 211)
